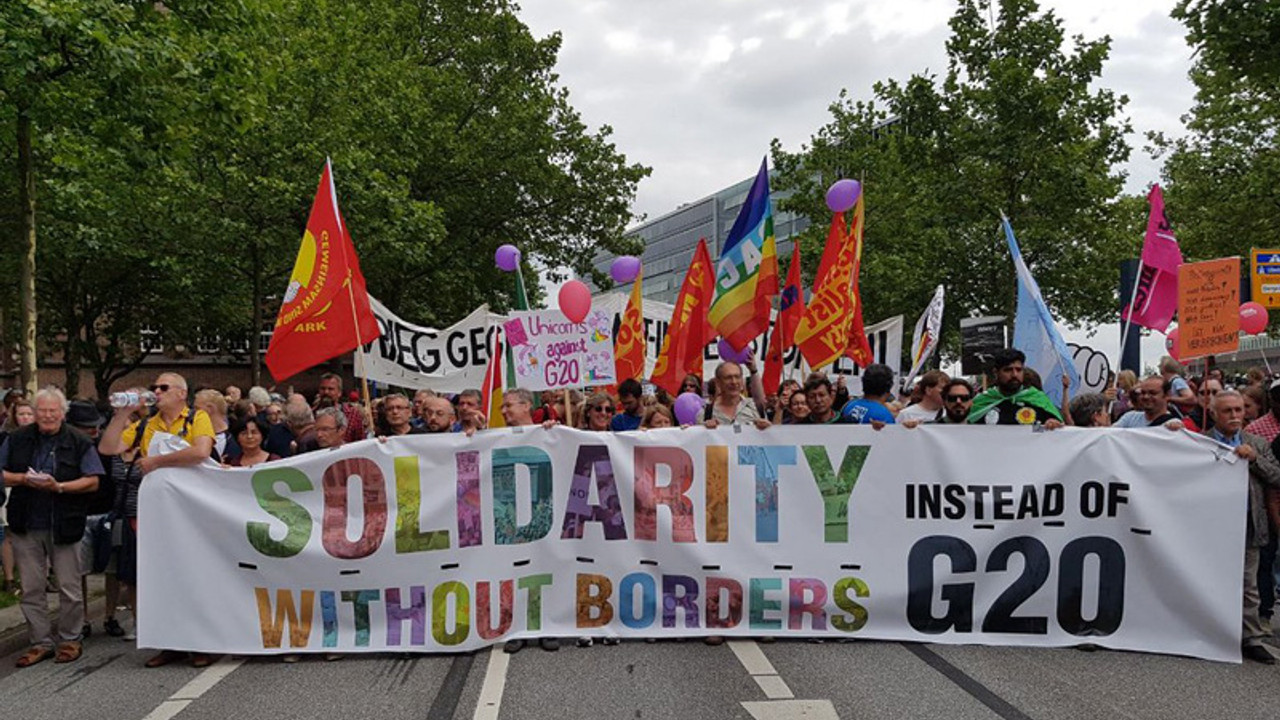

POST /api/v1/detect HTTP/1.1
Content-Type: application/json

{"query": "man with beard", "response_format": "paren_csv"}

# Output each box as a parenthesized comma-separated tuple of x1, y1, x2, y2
(938, 379, 975, 424)
(967, 349, 1063, 427)
(1114, 376, 1182, 428)
(420, 396, 456, 434)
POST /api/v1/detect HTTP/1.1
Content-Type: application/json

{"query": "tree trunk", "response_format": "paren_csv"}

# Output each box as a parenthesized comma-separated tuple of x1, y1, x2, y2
(250, 240, 262, 388)
(63, 325, 81, 398)
(17, 102, 38, 395)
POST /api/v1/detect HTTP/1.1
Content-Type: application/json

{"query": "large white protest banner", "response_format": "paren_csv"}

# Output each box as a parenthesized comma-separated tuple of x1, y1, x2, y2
(362, 297, 499, 393)
(140, 427, 1245, 662)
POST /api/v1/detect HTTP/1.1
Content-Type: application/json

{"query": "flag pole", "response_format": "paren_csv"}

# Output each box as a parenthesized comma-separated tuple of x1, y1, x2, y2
(328, 157, 375, 431)
(1118, 259, 1148, 367)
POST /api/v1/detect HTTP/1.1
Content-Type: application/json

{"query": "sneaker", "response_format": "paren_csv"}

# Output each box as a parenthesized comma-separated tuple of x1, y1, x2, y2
(104, 618, 125, 637)
(601, 637, 620, 646)
(123, 630, 136, 641)
(576, 637, 593, 648)
(502, 639, 525, 654)
(539, 637, 560, 652)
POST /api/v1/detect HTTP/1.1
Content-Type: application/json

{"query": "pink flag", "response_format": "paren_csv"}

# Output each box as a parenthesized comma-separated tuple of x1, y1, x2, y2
(1121, 185, 1182, 332)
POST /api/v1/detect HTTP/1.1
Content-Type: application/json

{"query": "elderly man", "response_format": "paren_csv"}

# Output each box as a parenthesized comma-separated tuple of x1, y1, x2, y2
(968, 349, 1063, 427)
(500, 388, 536, 427)
(285, 397, 319, 455)
(1206, 390, 1280, 663)
(99, 372, 214, 668)
(1114, 376, 1182, 428)
(380, 393, 426, 437)
(315, 406, 347, 449)
(1, 388, 103, 667)
(314, 373, 365, 443)
(705, 362, 770, 429)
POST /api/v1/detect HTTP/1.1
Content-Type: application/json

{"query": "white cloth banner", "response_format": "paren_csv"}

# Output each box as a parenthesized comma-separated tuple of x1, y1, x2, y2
(362, 298, 500, 393)
(140, 427, 1245, 662)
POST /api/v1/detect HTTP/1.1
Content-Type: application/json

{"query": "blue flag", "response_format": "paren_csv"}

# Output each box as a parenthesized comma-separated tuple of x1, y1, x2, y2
(1002, 216, 1080, 409)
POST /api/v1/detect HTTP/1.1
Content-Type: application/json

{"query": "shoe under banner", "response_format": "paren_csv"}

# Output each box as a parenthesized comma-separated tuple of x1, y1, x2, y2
(361, 294, 902, 395)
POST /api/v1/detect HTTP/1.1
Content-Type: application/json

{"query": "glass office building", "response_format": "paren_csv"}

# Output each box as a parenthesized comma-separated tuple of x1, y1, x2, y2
(591, 173, 811, 304)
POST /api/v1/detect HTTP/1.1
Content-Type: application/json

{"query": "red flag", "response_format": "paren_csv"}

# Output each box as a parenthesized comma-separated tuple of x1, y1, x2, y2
(843, 209, 874, 366)
(614, 269, 646, 382)
(795, 201, 863, 370)
(762, 242, 805, 395)
(652, 238, 715, 394)
(265, 160, 381, 382)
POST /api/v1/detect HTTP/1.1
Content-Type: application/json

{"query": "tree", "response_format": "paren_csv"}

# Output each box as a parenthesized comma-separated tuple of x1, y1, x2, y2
(773, 0, 1135, 358)
(1153, 2, 1280, 265)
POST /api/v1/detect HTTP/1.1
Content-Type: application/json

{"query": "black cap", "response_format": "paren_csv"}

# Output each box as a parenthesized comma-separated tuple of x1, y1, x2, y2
(66, 400, 103, 429)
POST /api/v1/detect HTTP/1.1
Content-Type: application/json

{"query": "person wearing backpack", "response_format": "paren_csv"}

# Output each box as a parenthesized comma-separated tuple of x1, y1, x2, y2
(99, 373, 214, 668)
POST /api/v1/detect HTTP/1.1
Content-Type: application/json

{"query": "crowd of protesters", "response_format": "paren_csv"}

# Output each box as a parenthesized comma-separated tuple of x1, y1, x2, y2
(1, 346, 1279, 666)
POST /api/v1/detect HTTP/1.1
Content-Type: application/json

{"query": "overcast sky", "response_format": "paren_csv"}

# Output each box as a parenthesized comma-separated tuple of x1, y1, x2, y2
(516, 0, 1203, 370)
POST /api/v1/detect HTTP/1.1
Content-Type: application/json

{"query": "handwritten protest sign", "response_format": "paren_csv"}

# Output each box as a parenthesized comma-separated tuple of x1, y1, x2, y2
(1177, 257, 1240, 359)
(505, 309, 616, 390)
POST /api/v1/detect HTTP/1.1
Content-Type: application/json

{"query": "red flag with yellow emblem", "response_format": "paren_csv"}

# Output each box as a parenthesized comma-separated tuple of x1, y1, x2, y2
(265, 160, 381, 381)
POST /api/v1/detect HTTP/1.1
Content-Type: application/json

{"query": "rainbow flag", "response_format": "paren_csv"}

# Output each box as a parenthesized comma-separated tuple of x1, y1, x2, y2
(709, 158, 778, 351)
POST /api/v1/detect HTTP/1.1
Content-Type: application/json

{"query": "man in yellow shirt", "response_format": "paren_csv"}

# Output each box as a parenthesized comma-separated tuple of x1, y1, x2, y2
(98, 372, 214, 668)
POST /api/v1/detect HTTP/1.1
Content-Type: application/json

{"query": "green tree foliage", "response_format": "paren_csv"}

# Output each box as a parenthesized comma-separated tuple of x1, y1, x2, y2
(1154, 1, 1280, 264)
(772, 0, 1135, 357)
(2, 0, 648, 392)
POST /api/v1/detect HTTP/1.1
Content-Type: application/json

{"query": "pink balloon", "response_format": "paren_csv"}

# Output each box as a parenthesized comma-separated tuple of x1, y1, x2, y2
(1240, 301, 1269, 335)
(558, 280, 592, 324)
(1165, 326, 1181, 361)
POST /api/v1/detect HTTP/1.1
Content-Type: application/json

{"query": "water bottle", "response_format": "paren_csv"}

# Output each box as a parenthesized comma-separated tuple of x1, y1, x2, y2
(109, 391, 157, 408)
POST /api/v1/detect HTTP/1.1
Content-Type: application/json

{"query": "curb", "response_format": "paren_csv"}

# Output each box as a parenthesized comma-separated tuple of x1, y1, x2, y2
(0, 593, 109, 659)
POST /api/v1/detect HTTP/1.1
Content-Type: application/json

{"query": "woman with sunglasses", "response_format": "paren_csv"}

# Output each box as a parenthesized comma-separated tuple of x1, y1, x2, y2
(583, 393, 616, 431)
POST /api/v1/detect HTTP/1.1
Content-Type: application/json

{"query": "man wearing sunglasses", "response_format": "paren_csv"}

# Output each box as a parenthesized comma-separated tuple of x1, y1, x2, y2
(99, 372, 215, 669)
(938, 379, 975, 424)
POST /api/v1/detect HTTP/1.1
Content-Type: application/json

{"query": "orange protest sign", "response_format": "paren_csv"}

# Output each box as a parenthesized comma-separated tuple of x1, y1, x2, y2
(1177, 257, 1240, 360)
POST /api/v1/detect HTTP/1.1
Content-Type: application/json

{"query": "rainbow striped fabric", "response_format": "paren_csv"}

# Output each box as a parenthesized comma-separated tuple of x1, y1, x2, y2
(708, 158, 779, 351)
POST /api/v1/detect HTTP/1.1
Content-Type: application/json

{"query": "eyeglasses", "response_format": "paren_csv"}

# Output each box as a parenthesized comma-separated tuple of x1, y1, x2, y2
(150, 384, 171, 393)
(1199, 389, 1219, 397)
(592, 405, 615, 413)
(945, 395, 972, 403)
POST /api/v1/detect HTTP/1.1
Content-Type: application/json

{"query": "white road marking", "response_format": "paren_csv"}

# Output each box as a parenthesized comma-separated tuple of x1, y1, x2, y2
(741, 699, 841, 720)
(753, 675, 796, 700)
(728, 640, 779, 676)
(139, 657, 244, 720)
(473, 648, 510, 720)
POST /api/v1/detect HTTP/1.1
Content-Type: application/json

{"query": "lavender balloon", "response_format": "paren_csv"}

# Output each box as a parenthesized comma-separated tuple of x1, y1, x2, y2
(610, 256, 642, 284)
(495, 244, 521, 272)
(673, 392, 705, 426)
(717, 338, 751, 364)
(825, 179, 862, 213)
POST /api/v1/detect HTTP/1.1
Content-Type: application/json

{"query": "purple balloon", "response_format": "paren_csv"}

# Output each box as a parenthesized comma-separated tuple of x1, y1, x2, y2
(495, 244, 521, 272)
(674, 392, 705, 426)
(610, 256, 642, 284)
(717, 338, 751, 364)
(825, 179, 862, 213)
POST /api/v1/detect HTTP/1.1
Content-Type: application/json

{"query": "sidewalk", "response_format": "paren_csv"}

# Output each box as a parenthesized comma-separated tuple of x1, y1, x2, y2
(0, 574, 109, 657)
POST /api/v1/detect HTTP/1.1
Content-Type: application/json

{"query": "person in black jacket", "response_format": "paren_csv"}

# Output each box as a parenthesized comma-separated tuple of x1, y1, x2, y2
(0, 387, 102, 668)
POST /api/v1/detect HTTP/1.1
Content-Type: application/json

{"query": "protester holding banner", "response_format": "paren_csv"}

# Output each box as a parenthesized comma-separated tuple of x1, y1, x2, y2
(419, 397, 457, 434)
(1203, 390, 1280, 664)
(641, 405, 675, 429)
(584, 392, 616, 431)
(967, 349, 1063, 427)
(314, 407, 346, 449)
(99, 372, 215, 669)
(453, 389, 487, 435)
(1069, 393, 1111, 428)
(785, 389, 810, 424)
(840, 364, 897, 425)
(799, 375, 839, 425)
(610, 380, 645, 431)
(704, 362, 769, 429)
(376, 393, 426, 438)
(224, 417, 281, 468)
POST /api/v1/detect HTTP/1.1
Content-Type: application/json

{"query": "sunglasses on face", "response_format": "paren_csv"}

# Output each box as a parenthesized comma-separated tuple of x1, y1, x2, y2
(150, 384, 171, 393)
(945, 395, 971, 403)
(592, 405, 615, 413)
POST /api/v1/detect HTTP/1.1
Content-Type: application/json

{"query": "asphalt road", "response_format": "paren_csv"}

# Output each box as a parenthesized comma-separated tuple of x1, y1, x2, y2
(0, 633, 1276, 720)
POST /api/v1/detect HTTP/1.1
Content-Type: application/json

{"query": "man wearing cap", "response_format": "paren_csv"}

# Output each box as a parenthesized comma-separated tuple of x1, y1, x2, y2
(0, 388, 102, 667)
